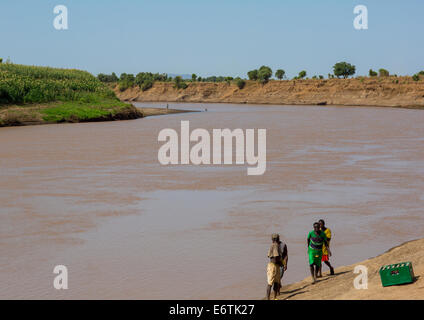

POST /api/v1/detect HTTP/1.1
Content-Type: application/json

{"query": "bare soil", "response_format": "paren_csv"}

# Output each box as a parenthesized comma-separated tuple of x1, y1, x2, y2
(115, 77, 424, 109)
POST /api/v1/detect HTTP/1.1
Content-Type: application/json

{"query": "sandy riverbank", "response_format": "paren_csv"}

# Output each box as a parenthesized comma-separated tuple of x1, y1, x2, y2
(275, 238, 424, 300)
(115, 77, 424, 109)
(138, 106, 199, 117)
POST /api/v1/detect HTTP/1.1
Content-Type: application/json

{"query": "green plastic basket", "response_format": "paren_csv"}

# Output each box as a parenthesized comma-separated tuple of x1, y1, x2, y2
(379, 262, 415, 287)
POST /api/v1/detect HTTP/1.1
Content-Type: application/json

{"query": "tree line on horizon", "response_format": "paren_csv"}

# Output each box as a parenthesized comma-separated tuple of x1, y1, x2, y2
(95, 61, 424, 92)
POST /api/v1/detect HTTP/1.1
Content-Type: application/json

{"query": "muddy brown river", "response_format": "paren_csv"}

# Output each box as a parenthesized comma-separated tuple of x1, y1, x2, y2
(1, 103, 424, 299)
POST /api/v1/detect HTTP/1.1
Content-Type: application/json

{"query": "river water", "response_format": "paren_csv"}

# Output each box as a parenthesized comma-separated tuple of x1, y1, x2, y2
(1, 102, 424, 299)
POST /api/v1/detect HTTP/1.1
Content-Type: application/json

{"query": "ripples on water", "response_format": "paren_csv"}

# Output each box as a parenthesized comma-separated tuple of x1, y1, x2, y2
(1, 103, 424, 299)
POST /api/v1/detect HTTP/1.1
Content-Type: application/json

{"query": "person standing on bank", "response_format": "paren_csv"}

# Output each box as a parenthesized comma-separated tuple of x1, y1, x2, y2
(266, 233, 286, 300)
(307, 222, 331, 284)
(318, 219, 335, 277)
(278, 237, 288, 295)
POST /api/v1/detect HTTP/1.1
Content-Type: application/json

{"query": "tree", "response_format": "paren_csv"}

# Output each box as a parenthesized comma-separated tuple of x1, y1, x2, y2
(0, 58, 2, 64)
(140, 78, 154, 91)
(111, 72, 118, 82)
(247, 69, 258, 81)
(369, 69, 377, 77)
(174, 76, 188, 89)
(412, 74, 420, 81)
(236, 78, 246, 89)
(275, 69, 285, 80)
(298, 70, 307, 79)
(192, 74, 197, 82)
(333, 61, 356, 79)
(379, 68, 389, 77)
(258, 66, 273, 84)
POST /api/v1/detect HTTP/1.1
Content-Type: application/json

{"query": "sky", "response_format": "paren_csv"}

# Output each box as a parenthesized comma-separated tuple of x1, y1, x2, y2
(0, 0, 423, 78)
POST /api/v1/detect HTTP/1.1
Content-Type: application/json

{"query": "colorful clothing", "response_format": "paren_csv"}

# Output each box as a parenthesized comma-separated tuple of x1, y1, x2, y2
(308, 248, 323, 266)
(322, 228, 332, 256)
(307, 230, 327, 266)
(322, 255, 329, 262)
(307, 230, 327, 250)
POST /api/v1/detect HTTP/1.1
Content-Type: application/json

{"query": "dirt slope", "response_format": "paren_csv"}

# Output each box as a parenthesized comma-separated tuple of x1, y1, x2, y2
(276, 239, 424, 300)
(115, 77, 424, 109)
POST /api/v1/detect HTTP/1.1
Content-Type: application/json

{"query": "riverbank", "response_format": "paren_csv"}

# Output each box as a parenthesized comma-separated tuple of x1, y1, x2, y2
(0, 63, 145, 127)
(0, 100, 143, 127)
(275, 238, 424, 300)
(115, 77, 424, 109)
(138, 106, 199, 117)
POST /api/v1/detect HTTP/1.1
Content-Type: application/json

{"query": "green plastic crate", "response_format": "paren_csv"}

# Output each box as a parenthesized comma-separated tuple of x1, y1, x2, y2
(379, 262, 415, 287)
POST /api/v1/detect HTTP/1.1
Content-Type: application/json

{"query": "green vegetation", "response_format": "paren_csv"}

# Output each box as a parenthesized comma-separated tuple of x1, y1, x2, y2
(275, 69, 286, 80)
(0, 63, 140, 126)
(257, 66, 272, 84)
(294, 70, 307, 79)
(333, 62, 356, 79)
(0, 63, 114, 104)
(412, 74, 420, 81)
(236, 78, 246, 89)
(135, 72, 167, 91)
(369, 69, 378, 77)
(97, 72, 118, 83)
(379, 68, 390, 77)
(247, 69, 258, 81)
(174, 76, 188, 89)
(247, 66, 272, 84)
(40, 98, 130, 123)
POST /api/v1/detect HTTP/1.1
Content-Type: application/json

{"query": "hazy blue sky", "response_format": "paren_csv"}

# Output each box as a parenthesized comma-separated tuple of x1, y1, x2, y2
(0, 0, 422, 78)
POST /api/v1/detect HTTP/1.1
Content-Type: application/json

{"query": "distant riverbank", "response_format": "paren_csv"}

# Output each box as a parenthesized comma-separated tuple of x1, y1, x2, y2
(115, 77, 424, 109)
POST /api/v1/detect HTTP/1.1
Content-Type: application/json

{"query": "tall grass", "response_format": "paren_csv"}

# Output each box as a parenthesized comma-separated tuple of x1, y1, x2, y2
(0, 64, 115, 104)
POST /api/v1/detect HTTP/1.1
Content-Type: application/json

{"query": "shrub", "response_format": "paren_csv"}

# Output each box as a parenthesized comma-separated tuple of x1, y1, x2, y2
(379, 68, 389, 77)
(369, 69, 378, 77)
(174, 76, 188, 89)
(333, 62, 356, 78)
(247, 69, 258, 81)
(97, 72, 118, 83)
(140, 78, 154, 91)
(236, 78, 246, 89)
(119, 81, 131, 92)
(319, 75, 324, 79)
(412, 74, 420, 81)
(298, 70, 307, 79)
